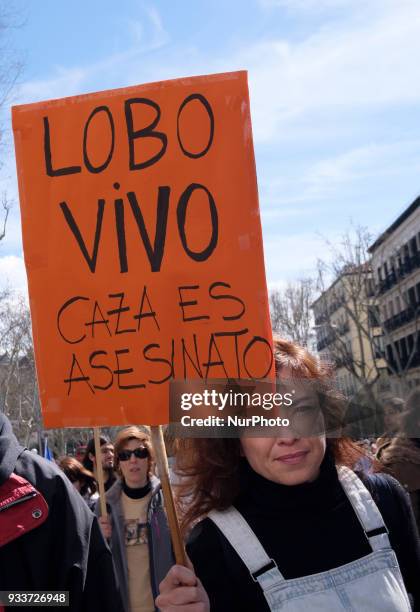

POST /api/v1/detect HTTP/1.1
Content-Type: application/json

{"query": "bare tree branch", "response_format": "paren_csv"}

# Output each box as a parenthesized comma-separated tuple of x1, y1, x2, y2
(270, 279, 315, 347)
(0, 2, 24, 242)
(0, 192, 10, 241)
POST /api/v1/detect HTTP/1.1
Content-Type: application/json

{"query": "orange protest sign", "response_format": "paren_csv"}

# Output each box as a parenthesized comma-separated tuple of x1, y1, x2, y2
(12, 71, 273, 428)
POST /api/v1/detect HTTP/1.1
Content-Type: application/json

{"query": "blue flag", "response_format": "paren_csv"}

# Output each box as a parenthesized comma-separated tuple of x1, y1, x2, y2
(43, 437, 54, 461)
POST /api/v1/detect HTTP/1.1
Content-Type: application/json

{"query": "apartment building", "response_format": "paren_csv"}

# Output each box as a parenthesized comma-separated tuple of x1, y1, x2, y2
(368, 196, 420, 397)
(311, 267, 386, 399)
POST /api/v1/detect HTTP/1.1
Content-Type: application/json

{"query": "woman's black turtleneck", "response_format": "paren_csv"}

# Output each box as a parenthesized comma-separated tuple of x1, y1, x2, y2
(187, 452, 420, 612)
(122, 479, 151, 499)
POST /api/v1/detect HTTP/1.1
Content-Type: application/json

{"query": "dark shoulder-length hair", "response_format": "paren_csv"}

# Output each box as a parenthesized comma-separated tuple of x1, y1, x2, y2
(58, 456, 97, 497)
(174, 337, 373, 536)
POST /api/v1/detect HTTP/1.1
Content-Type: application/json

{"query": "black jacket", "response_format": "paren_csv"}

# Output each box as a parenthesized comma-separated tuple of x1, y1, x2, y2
(0, 413, 123, 612)
(187, 456, 420, 612)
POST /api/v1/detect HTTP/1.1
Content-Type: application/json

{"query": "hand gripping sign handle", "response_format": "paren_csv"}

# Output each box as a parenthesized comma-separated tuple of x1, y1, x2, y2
(150, 425, 187, 566)
(94, 427, 108, 518)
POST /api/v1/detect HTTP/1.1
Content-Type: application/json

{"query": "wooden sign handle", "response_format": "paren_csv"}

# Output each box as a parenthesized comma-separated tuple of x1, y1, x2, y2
(94, 427, 107, 518)
(150, 425, 186, 566)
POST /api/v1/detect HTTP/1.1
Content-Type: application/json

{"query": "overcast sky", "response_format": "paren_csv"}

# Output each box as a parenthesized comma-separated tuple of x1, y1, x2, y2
(1, 0, 420, 294)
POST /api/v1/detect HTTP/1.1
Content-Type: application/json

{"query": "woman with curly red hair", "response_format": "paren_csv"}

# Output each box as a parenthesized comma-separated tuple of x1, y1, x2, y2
(157, 339, 420, 612)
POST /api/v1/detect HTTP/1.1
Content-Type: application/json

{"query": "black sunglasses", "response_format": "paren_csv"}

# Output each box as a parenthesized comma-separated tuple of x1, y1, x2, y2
(117, 447, 149, 461)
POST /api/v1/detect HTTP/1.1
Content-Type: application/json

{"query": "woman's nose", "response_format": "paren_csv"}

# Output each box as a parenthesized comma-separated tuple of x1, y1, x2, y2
(275, 428, 299, 444)
(276, 437, 299, 445)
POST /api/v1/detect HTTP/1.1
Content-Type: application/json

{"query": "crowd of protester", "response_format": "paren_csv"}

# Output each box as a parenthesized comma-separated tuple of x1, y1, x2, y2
(1, 337, 419, 611)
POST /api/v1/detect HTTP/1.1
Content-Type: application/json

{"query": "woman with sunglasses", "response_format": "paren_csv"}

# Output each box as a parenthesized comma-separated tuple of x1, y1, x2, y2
(97, 426, 173, 612)
(157, 339, 420, 612)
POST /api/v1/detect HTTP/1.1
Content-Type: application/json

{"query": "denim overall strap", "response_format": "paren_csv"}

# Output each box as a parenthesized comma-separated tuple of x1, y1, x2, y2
(209, 471, 411, 612)
(208, 507, 284, 590)
(337, 466, 391, 552)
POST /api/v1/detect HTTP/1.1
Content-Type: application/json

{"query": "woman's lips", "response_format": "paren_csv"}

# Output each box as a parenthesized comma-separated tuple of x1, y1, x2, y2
(275, 451, 309, 465)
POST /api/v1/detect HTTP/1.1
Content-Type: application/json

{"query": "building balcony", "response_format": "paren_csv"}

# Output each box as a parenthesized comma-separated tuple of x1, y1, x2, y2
(383, 302, 419, 333)
(334, 355, 354, 368)
(317, 334, 336, 352)
(314, 313, 328, 326)
(387, 351, 420, 373)
(328, 297, 345, 316)
(378, 252, 420, 295)
(336, 322, 350, 336)
(315, 321, 350, 352)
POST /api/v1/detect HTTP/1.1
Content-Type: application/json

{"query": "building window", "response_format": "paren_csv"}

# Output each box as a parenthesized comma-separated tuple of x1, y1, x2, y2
(365, 277, 375, 297)
(409, 286, 416, 305)
(368, 305, 380, 327)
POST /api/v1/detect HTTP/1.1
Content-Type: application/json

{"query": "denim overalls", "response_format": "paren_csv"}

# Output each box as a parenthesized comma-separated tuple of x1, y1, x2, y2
(208, 466, 412, 611)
